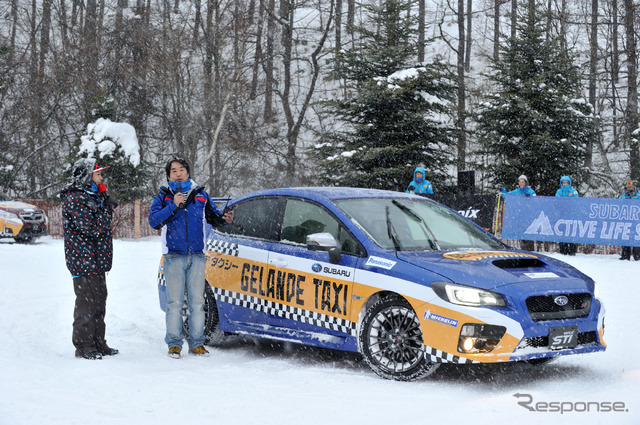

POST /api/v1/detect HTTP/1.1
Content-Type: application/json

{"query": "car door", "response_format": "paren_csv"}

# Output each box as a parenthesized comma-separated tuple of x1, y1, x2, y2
(206, 196, 285, 331)
(265, 197, 364, 339)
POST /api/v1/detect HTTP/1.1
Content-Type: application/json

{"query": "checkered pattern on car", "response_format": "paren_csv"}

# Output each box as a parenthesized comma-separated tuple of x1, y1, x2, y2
(212, 287, 358, 336)
(157, 272, 166, 287)
(206, 239, 239, 257)
(424, 345, 479, 364)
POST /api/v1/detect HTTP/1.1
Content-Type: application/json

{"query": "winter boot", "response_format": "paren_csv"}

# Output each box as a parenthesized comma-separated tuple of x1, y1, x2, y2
(620, 246, 631, 260)
(168, 346, 181, 359)
(76, 350, 103, 360)
(189, 346, 210, 357)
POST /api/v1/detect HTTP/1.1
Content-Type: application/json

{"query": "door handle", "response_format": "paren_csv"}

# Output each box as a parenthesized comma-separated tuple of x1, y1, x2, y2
(270, 258, 288, 268)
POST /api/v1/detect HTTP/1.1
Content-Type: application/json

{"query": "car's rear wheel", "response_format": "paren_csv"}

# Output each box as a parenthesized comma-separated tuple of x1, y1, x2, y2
(203, 284, 227, 345)
(359, 294, 439, 381)
(182, 284, 227, 346)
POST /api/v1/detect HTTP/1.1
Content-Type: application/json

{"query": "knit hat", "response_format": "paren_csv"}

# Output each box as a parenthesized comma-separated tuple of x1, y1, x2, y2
(518, 175, 528, 184)
(165, 157, 191, 178)
(72, 158, 111, 185)
(72, 158, 97, 185)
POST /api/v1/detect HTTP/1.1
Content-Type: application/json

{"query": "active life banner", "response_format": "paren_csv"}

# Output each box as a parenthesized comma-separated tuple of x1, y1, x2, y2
(501, 195, 640, 246)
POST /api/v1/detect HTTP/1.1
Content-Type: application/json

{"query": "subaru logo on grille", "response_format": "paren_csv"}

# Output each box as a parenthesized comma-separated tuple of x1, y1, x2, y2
(554, 295, 569, 306)
(312, 263, 322, 273)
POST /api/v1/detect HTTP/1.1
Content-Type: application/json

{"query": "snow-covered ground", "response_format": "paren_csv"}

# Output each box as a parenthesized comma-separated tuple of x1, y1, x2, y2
(1, 236, 638, 425)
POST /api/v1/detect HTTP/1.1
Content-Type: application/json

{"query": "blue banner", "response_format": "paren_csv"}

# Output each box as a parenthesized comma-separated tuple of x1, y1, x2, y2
(501, 195, 640, 246)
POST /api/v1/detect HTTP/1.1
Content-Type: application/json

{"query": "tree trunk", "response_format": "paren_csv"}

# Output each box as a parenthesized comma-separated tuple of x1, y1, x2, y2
(624, 0, 640, 180)
(613, 0, 619, 84)
(465, 0, 472, 72)
(587, 0, 598, 170)
(494, 0, 500, 62)
(336, 0, 342, 52)
(457, 0, 467, 171)
(264, 0, 275, 121)
(511, 0, 517, 39)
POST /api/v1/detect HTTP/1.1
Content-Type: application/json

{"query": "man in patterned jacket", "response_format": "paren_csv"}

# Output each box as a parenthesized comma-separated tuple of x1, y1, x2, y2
(61, 158, 119, 360)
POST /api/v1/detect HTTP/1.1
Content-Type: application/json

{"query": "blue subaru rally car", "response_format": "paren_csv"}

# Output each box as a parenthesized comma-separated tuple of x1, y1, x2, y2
(158, 187, 606, 380)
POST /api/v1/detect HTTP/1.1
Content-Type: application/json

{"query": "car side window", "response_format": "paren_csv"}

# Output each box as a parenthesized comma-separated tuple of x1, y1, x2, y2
(218, 197, 283, 241)
(280, 198, 361, 255)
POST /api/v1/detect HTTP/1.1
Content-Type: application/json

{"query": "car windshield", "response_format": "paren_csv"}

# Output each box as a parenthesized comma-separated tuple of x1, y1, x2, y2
(0, 193, 11, 201)
(335, 197, 507, 251)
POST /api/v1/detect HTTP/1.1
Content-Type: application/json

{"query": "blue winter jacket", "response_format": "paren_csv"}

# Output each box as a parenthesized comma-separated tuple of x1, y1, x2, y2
(555, 176, 579, 197)
(620, 189, 640, 200)
(148, 181, 226, 255)
(504, 186, 536, 197)
(406, 166, 434, 195)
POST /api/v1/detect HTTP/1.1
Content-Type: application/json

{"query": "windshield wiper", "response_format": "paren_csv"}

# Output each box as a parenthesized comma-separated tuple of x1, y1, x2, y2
(385, 205, 403, 251)
(392, 200, 440, 250)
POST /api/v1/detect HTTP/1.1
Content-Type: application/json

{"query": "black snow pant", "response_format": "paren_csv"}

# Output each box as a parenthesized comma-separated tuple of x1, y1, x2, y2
(72, 273, 108, 356)
(620, 246, 640, 260)
(520, 240, 535, 252)
(559, 242, 577, 255)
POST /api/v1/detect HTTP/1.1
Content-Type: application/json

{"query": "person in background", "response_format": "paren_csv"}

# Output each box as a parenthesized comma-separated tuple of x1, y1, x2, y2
(555, 175, 579, 256)
(148, 157, 234, 359)
(406, 166, 433, 195)
(501, 174, 536, 197)
(619, 180, 640, 261)
(501, 174, 536, 251)
(60, 158, 119, 360)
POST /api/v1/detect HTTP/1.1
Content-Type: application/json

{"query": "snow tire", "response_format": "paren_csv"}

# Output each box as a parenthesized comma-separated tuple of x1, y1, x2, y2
(359, 294, 439, 381)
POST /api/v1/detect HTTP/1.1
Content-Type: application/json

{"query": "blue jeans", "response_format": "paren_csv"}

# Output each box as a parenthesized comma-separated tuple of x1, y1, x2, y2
(163, 253, 207, 349)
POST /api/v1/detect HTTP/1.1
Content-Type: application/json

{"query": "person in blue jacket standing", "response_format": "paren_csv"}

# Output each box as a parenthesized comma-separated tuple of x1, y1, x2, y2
(406, 166, 433, 195)
(501, 175, 536, 251)
(619, 181, 640, 261)
(502, 175, 536, 197)
(555, 175, 579, 255)
(148, 157, 234, 358)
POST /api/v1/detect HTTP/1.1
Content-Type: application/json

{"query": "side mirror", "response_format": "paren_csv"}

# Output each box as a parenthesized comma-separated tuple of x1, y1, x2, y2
(306, 232, 342, 264)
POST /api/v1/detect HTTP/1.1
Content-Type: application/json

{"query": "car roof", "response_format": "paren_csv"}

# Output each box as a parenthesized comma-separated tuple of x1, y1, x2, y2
(232, 187, 421, 203)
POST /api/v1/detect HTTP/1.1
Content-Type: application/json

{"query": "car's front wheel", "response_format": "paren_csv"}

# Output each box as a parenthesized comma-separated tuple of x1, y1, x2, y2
(359, 294, 439, 381)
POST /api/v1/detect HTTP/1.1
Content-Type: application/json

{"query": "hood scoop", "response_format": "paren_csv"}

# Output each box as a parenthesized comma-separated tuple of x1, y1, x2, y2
(492, 258, 545, 269)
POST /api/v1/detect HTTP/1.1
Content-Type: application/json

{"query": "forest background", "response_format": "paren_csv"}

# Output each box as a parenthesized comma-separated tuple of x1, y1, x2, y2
(1, 0, 639, 201)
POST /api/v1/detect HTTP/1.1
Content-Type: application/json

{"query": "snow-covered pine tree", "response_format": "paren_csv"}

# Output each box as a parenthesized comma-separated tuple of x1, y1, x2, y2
(311, 0, 458, 192)
(474, 0, 600, 196)
(64, 96, 150, 202)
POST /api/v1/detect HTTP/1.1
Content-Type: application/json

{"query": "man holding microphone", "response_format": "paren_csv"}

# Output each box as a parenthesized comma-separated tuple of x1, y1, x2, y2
(148, 157, 233, 358)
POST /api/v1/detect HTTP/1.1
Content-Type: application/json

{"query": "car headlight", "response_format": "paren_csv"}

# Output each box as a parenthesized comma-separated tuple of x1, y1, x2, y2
(431, 282, 506, 307)
(0, 210, 20, 220)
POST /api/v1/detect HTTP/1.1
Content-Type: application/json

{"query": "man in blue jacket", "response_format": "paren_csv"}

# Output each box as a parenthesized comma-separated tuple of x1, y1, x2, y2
(406, 166, 433, 195)
(148, 158, 233, 358)
(619, 181, 640, 261)
(555, 175, 579, 255)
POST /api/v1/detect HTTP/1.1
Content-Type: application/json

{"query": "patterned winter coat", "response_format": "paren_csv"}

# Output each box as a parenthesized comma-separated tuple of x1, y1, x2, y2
(61, 182, 114, 276)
